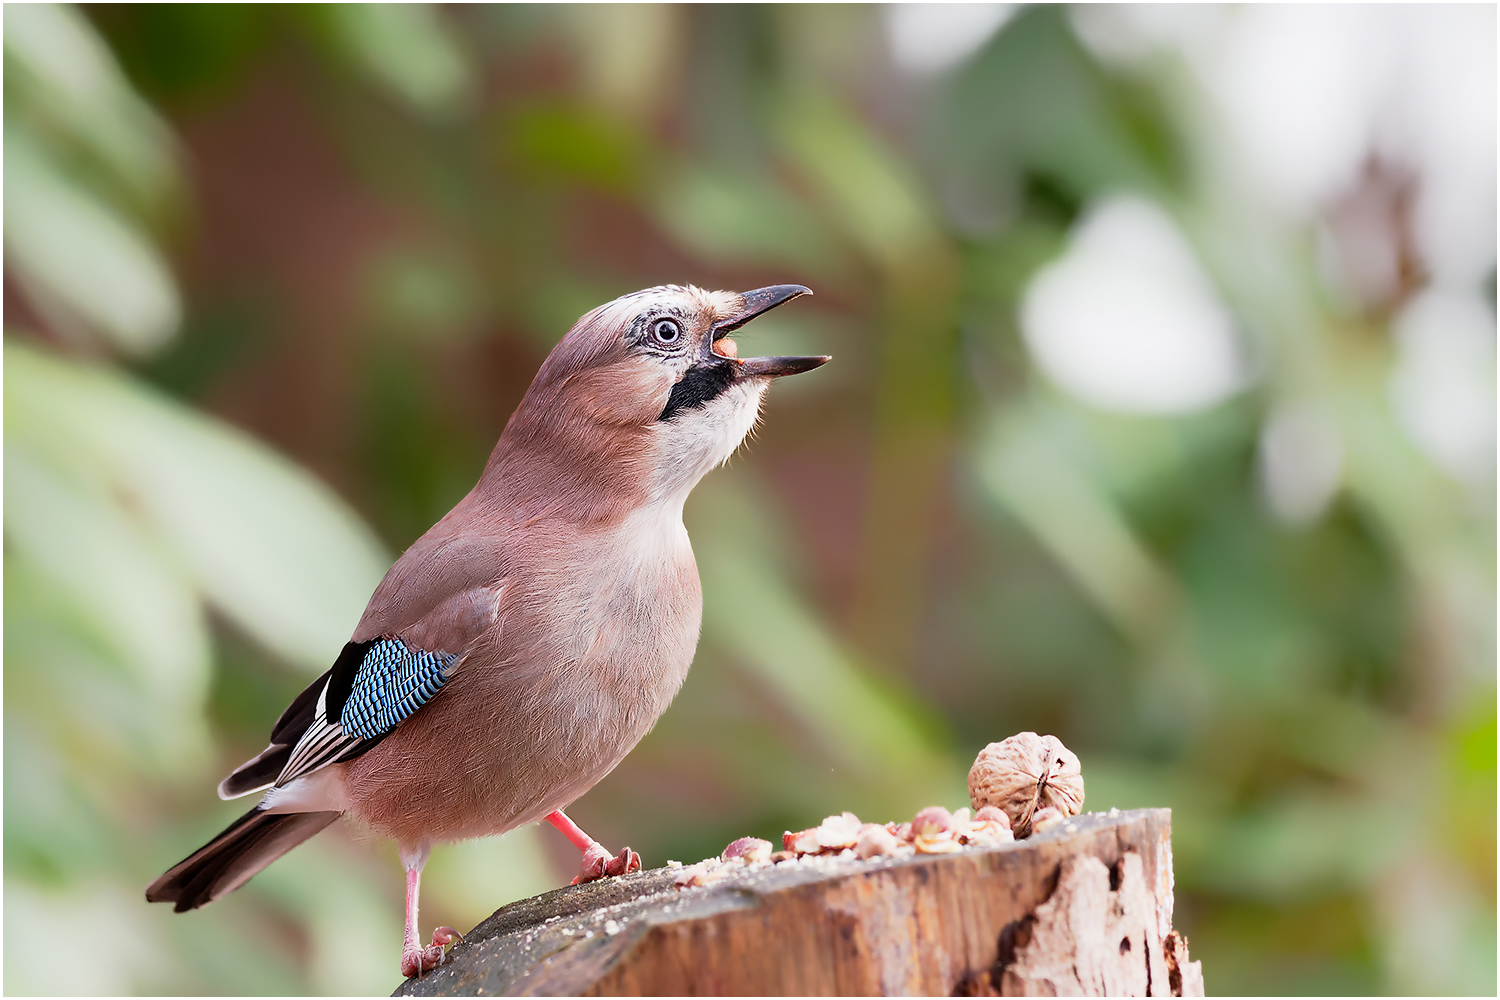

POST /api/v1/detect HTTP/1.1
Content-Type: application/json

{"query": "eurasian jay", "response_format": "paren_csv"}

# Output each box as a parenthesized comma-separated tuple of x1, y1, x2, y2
(146, 284, 825, 977)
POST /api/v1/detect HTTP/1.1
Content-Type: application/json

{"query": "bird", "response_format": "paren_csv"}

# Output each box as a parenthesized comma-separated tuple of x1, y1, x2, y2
(145, 283, 825, 978)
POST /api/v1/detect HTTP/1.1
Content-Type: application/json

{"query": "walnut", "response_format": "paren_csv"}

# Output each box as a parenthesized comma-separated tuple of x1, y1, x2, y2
(968, 732, 1084, 838)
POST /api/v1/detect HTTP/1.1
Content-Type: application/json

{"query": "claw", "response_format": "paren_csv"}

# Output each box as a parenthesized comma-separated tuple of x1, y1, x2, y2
(571, 845, 641, 884)
(605, 846, 641, 877)
(571, 841, 614, 885)
(549, 810, 643, 886)
(400, 926, 463, 978)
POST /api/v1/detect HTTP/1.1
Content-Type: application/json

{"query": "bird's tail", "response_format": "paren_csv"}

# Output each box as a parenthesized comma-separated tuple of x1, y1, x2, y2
(145, 805, 340, 912)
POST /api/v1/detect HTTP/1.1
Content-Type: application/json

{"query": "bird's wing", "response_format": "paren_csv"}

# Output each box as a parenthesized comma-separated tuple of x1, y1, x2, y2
(273, 637, 460, 785)
(219, 531, 508, 800)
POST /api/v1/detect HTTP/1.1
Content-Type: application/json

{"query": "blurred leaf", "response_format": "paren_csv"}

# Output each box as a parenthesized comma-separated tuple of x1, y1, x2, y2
(691, 474, 961, 817)
(4, 127, 181, 354)
(559, 4, 680, 119)
(939, 5, 1175, 201)
(89, 4, 268, 103)
(422, 826, 559, 935)
(652, 164, 839, 275)
(4, 452, 211, 773)
(5, 340, 389, 671)
(4, 881, 174, 995)
(311, 3, 472, 118)
(978, 395, 1177, 641)
(4, 2, 178, 214)
(1197, 793, 1409, 902)
(502, 101, 647, 194)
(361, 243, 485, 345)
(774, 90, 941, 268)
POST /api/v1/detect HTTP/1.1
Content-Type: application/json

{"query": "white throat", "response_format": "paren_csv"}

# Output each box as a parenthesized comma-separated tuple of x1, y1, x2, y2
(647, 379, 767, 508)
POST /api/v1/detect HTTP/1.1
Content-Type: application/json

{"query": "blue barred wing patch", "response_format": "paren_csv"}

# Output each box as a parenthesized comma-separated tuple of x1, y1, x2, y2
(337, 639, 457, 741)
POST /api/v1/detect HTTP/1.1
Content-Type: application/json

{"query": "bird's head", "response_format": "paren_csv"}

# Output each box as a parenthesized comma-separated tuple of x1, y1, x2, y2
(492, 284, 826, 515)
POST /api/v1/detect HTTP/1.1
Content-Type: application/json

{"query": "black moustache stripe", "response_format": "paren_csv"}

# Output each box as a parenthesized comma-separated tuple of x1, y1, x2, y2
(659, 361, 738, 421)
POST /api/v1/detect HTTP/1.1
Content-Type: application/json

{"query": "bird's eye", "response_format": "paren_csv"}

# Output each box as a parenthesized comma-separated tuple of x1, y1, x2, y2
(650, 318, 682, 346)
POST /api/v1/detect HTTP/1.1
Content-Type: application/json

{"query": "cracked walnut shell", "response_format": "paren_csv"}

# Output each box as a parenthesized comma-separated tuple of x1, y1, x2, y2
(968, 732, 1084, 838)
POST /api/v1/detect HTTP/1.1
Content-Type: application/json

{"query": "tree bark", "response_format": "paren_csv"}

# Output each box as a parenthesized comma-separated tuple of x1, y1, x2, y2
(395, 808, 1203, 997)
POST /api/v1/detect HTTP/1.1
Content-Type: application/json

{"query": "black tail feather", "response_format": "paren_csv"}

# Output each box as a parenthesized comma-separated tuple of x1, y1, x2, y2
(146, 806, 339, 912)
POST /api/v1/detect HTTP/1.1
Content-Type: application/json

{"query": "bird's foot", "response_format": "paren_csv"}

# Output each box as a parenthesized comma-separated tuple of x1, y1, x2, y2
(571, 844, 641, 885)
(400, 926, 463, 978)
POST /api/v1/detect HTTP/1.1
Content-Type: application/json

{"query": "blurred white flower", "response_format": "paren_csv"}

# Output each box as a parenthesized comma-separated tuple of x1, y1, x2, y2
(883, 3, 1013, 76)
(1258, 404, 1344, 525)
(1020, 194, 1247, 415)
(1202, 5, 1399, 218)
(1074, 6, 1497, 287)
(1383, 5, 1497, 289)
(1388, 288, 1497, 485)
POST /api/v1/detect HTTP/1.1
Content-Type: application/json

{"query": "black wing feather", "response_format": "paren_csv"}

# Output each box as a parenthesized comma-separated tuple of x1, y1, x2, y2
(218, 640, 377, 799)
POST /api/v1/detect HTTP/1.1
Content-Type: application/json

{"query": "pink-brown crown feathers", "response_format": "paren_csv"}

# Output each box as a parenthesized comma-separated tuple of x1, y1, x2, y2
(473, 284, 825, 523)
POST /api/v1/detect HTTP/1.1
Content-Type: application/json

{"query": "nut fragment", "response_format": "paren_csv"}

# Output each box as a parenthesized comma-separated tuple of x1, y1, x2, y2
(783, 813, 864, 856)
(784, 827, 821, 855)
(721, 836, 772, 865)
(958, 804, 1014, 847)
(1030, 806, 1065, 834)
(911, 806, 954, 837)
(673, 861, 730, 888)
(969, 732, 1084, 838)
(855, 823, 899, 859)
(954, 803, 1014, 851)
(814, 812, 863, 850)
(974, 805, 1011, 829)
(911, 805, 962, 854)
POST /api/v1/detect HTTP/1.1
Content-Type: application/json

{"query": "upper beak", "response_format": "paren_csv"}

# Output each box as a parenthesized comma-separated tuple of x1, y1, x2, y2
(714, 284, 813, 334)
(712, 284, 830, 379)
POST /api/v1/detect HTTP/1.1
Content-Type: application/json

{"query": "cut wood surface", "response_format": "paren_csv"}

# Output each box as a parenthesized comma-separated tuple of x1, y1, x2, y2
(395, 808, 1204, 997)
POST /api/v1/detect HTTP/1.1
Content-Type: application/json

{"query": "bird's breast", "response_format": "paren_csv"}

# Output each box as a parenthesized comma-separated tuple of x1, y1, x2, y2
(343, 502, 704, 846)
(551, 501, 702, 692)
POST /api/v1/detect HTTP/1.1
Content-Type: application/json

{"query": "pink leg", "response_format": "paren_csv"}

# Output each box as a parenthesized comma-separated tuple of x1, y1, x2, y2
(398, 845, 463, 979)
(545, 810, 641, 885)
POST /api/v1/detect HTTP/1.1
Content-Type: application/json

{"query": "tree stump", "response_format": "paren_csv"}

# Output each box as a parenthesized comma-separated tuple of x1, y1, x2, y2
(395, 808, 1204, 997)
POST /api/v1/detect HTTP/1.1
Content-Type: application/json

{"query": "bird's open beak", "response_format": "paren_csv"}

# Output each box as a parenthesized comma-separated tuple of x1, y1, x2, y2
(711, 284, 830, 378)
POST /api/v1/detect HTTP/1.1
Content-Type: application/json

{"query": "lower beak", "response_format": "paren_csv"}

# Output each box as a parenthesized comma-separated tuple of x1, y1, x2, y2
(737, 354, 832, 378)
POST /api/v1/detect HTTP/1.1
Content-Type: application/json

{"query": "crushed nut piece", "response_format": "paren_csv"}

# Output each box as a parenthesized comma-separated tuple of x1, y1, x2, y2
(1030, 806, 1065, 834)
(911, 805, 962, 853)
(855, 823, 899, 859)
(912, 806, 954, 837)
(722, 836, 772, 865)
(784, 827, 821, 854)
(673, 862, 731, 889)
(814, 812, 863, 850)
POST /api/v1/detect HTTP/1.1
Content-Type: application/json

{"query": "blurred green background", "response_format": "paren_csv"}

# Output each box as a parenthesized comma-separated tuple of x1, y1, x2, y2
(4, 4, 1494, 995)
